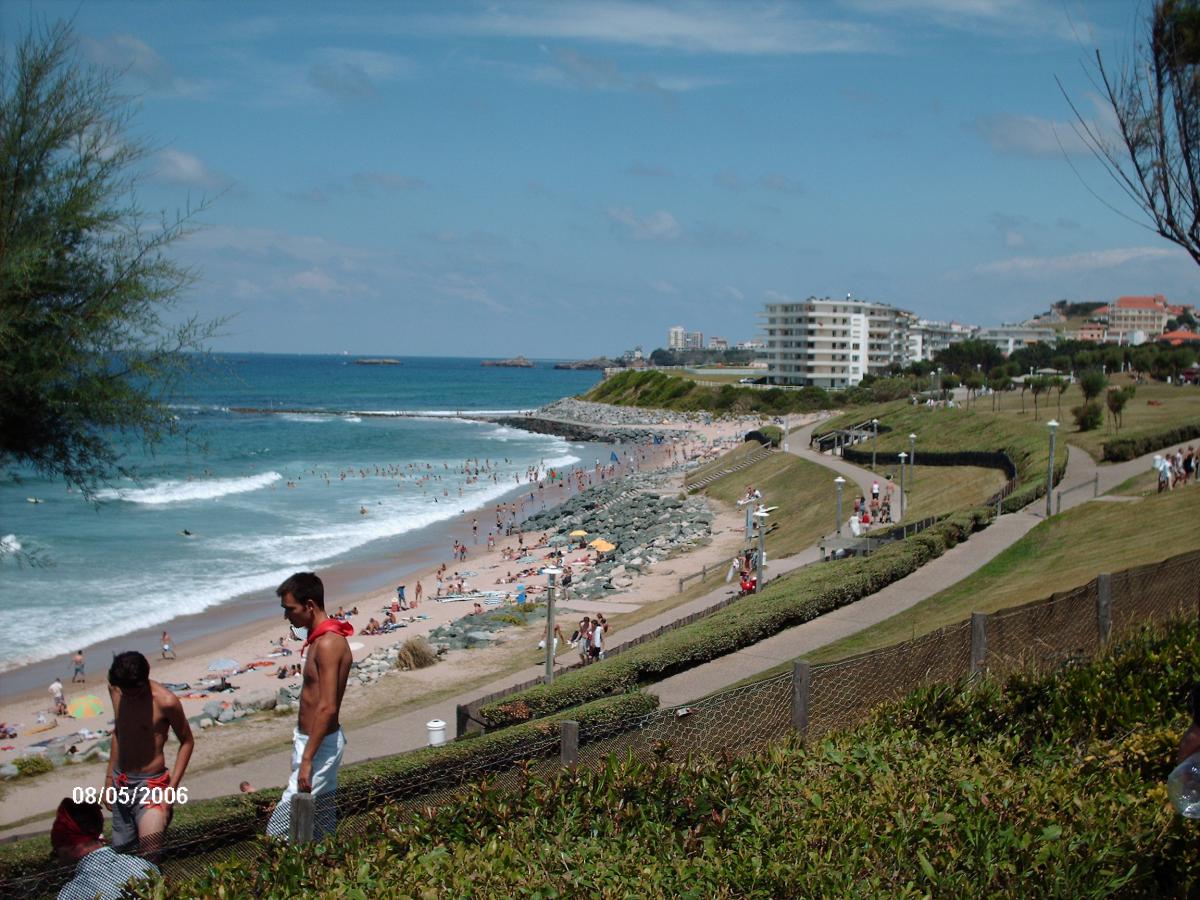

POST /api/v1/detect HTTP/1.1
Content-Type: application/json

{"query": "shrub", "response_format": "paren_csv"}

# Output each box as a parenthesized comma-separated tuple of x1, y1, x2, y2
(1073, 401, 1104, 431)
(12, 755, 53, 777)
(147, 624, 1199, 899)
(758, 425, 783, 446)
(479, 511, 992, 729)
(395, 635, 438, 670)
(1103, 420, 1200, 461)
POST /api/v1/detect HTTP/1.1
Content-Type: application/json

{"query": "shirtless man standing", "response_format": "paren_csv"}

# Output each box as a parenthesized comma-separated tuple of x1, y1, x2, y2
(105, 651, 194, 860)
(266, 572, 353, 841)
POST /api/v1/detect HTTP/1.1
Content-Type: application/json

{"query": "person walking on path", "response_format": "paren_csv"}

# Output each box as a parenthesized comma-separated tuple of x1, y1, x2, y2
(50, 676, 67, 717)
(267, 572, 353, 841)
(105, 651, 195, 860)
(160, 631, 175, 660)
(71, 650, 85, 683)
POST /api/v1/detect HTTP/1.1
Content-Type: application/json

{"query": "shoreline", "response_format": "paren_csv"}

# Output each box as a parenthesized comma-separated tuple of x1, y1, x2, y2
(0, 413, 761, 754)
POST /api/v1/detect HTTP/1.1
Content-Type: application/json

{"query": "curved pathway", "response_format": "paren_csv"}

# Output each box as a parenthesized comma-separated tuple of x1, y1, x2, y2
(650, 440, 1165, 706)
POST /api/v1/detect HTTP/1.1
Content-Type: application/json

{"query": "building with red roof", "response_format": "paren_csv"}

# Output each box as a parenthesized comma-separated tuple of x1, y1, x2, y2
(1157, 329, 1200, 347)
(1108, 295, 1169, 341)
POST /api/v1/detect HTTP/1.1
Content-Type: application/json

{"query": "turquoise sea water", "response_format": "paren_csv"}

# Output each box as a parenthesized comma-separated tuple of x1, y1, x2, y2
(0, 354, 601, 671)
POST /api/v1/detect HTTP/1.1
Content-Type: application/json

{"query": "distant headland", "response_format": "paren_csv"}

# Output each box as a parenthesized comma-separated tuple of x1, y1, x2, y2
(354, 358, 402, 366)
(481, 356, 535, 368)
(553, 357, 613, 370)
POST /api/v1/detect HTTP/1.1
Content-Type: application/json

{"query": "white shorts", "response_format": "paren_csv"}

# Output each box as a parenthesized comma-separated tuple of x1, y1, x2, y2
(266, 727, 346, 840)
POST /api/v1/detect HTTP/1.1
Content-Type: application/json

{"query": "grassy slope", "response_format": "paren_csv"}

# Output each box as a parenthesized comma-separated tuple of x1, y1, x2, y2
(704, 452, 842, 557)
(896, 465, 1007, 523)
(685, 439, 762, 484)
(805, 475, 1200, 664)
(150, 625, 1199, 898)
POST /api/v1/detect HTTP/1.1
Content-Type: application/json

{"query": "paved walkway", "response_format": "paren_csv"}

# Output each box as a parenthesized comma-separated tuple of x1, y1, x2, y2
(651, 441, 1161, 706)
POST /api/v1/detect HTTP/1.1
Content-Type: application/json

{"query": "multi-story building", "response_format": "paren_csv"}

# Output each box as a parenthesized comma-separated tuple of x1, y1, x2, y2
(736, 339, 766, 350)
(760, 295, 913, 388)
(906, 318, 977, 363)
(1107, 295, 1169, 342)
(667, 326, 686, 351)
(707, 336, 728, 350)
(975, 323, 1057, 356)
(1073, 322, 1107, 343)
(685, 331, 705, 350)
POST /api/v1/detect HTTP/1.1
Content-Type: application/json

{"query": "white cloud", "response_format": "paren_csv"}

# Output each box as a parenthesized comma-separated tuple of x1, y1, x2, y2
(973, 113, 1093, 158)
(351, 172, 429, 192)
(722, 285, 746, 302)
(713, 170, 748, 192)
(281, 268, 342, 294)
(627, 162, 674, 178)
(607, 207, 682, 240)
(435, 273, 510, 312)
(425, 2, 880, 55)
(759, 173, 803, 194)
(153, 149, 232, 190)
(80, 33, 172, 86)
(764, 289, 796, 303)
(843, 0, 1090, 42)
(974, 246, 1180, 276)
(308, 47, 415, 100)
(650, 279, 679, 294)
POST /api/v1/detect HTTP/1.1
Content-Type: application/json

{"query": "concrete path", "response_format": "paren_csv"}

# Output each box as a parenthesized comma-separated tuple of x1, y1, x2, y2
(650, 441, 1163, 706)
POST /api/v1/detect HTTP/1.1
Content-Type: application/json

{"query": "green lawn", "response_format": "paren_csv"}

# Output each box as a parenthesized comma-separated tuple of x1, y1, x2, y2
(899, 465, 1007, 522)
(685, 439, 763, 485)
(803, 479, 1200, 664)
(704, 452, 843, 557)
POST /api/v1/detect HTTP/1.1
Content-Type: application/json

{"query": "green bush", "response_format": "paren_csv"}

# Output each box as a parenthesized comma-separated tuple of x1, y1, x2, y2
(1072, 401, 1104, 432)
(758, 425, 783, 446)
(1103, 420, 1200, 461)
(584, 370, 835, 416)
(480, 510, 992, 729)
(144, 624, 1199, 898)
(12, 755, 53, 777)
(0, 693, 657, 890)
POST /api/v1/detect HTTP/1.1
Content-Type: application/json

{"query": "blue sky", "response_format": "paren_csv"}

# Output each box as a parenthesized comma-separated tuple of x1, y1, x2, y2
(6, 1, 1197, 356)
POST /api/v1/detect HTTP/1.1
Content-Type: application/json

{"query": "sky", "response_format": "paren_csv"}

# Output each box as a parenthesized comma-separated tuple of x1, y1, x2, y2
(4, 1, 1197, 356)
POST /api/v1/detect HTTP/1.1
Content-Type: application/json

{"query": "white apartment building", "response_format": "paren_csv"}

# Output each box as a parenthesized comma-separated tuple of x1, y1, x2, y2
(1106, 295, 1169, 342)
(685, 330, 704, 350)
(976, 323, 1057, 356)
(667, 326, 686, 351)
(906, 318, 977, 363)
(707, 336, 728, 350)
(760, 295, 913, 388)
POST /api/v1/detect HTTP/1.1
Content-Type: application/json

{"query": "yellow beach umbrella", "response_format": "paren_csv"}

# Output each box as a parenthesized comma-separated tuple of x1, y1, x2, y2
(569, 529, 588, 537)
(589, 539, 616, 553)
(67, 695, 105, 718)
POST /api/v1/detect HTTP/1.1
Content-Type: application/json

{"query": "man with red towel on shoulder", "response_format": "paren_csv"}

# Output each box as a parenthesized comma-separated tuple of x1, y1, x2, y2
(266, 572, 353, 840)
(51, 798, 158, 900)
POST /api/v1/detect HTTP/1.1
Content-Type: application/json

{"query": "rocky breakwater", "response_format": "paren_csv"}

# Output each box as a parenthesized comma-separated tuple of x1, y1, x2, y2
(523, 471, 715, 599)
(428, 604, 547, 653)
(488, 398, 698, 443)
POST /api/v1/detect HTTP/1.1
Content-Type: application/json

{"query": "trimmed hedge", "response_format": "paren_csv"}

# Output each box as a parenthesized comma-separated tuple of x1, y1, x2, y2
(1102, 421, 1200, 461)
(480, 508, 993, 729)
(841, 446, 1018, 479)
(0, 692, 656, 891)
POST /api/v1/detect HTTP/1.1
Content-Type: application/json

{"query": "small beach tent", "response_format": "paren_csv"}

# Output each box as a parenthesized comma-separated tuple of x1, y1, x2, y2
(67, 695, 104, 718)
(569, 529, 588, 537)
(610, 451, 619, 462)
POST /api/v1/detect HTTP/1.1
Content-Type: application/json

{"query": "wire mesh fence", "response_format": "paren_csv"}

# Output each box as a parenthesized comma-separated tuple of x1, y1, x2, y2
(7, 548, 1198, 898)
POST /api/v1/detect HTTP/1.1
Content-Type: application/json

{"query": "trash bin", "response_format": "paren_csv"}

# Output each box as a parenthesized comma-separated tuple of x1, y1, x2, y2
(426, 719, 446, 747)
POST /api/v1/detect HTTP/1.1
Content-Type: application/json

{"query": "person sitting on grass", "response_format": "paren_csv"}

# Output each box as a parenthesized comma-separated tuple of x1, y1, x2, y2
(51, 798, 158, 900)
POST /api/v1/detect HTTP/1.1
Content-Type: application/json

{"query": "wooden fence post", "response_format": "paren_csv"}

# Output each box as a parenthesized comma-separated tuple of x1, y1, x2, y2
(289, 792, 314, 845)
(1096, 573, 1112, 644)
(560, 720, 579, 767)
(455, 704, 469, 739)
(970, 612, 988, 675)
(791, 660, 811, 740)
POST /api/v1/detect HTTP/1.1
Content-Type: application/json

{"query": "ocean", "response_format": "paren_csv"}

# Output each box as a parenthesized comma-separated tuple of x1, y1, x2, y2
(0, 354, 602, 674)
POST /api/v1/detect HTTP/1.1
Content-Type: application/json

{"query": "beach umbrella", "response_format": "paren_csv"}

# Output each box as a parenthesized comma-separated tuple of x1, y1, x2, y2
(589, 539, 616, 553)
(67, 695, 104, 718)
(569, 529, 588, 537)
(548, 534, 571, 545)
(208, 657, 239, 673)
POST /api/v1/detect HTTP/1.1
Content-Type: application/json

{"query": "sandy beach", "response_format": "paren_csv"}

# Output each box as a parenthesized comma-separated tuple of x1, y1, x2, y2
(0, 409, 793, 832)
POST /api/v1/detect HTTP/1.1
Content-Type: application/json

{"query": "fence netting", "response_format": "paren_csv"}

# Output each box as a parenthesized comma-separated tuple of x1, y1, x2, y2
(807, 620, 972, 740)
(7, 549, 1198, 898)
(985, 582, 1100, 678)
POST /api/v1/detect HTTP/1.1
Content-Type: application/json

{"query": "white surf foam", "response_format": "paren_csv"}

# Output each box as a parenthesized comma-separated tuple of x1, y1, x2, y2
(0, 534, 21, 554)
(98, 471, 282, 505)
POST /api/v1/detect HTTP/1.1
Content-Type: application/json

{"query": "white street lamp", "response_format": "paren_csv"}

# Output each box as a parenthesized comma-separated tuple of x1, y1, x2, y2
(908, 432, 917, 484)
(834, 476, 846, 535)
(1045, 420, 1059, 518)
(542, 566, 561, 684)
(753, 507, 770, 593)
(871, 418, 879, 471)
(898, 451, 907, 520)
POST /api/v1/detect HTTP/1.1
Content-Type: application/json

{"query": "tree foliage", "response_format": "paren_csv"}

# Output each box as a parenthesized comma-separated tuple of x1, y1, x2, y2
(0, 22, 217, 498)
(1066, 0, 1200, 267)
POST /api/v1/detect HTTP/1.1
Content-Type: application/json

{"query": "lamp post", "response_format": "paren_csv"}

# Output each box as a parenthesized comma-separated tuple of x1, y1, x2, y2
(871, 418, 879, 471)
(753, 507, 769, 593)
(937, 366, 943, 405)
(1045, 420, 1058, 518)
(542, 566, 561, 684)
(908, 433, 917, 484)
(898, 451, 907, 520)
(834, 476, 846, 535)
